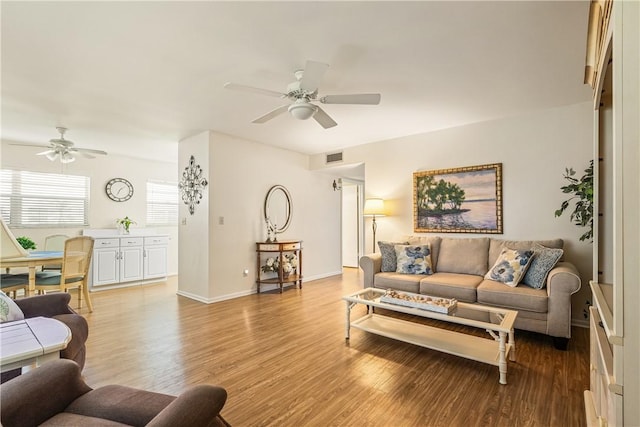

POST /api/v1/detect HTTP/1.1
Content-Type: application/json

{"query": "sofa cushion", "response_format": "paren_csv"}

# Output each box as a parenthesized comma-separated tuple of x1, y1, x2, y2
(405, 236, 442, 270)
(395, 244, 433, 275)
(419, 272, 483, 303)
(488, 238, 563, 267)
(378, 241, 409, 272)
(484, 248, 534, 287)
(437, 237, 490, 276)
(374, 272, 421, 293)
(522, 243, 564, 289)
(41, 413, 129, 426)
(477, 279, 548, 313)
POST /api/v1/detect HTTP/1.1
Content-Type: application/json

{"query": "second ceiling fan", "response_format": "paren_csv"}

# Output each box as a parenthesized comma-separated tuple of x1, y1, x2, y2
(224, 60, 381, 129)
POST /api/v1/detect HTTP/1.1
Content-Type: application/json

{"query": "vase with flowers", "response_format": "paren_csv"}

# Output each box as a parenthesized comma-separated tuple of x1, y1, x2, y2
(261, 253, 298, 280)
(116, 216, 136, 234)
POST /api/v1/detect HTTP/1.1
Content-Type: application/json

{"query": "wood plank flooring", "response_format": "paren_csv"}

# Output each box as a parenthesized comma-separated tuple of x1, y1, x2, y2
(75, 268, 589, 426)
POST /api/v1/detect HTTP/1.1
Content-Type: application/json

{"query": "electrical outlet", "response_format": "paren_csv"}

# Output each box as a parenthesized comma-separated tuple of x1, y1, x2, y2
(219, 216, 225, 225)
(181, 218, 187, 225)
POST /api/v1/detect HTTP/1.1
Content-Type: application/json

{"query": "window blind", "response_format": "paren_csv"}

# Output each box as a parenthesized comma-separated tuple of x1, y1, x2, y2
(146, 180, 178, 225)
(1, 169, 90, 227)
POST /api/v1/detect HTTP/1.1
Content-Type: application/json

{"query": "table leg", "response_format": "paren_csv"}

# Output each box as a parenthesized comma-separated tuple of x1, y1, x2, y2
(499, 331, 507, 385)
(27, 266, 36, 296)
(509, 328, 516, 361)
(345, 301, 351, 340)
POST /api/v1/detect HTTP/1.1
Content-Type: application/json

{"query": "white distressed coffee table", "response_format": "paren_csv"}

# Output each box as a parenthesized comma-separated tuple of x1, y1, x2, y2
(343, 288, 518, 384)
(0, 316, 72, 373)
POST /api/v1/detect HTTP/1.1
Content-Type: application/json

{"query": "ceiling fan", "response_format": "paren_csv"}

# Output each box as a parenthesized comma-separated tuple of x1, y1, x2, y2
(11, 127, 107, 163)
(224, 60, 381, 129)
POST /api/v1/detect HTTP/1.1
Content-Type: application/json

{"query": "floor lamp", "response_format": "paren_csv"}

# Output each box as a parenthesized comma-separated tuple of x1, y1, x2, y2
(363, 198, 386, 253)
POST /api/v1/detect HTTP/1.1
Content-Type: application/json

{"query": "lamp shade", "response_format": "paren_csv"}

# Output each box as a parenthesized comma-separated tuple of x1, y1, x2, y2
(363, 198, 386, 216)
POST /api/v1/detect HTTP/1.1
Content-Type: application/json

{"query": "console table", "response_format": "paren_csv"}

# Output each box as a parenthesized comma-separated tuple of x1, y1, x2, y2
(256, 240, 302, 293)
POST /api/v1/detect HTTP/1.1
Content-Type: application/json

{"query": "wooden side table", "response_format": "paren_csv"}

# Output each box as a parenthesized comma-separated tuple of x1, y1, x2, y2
(256, 240, 303, 293)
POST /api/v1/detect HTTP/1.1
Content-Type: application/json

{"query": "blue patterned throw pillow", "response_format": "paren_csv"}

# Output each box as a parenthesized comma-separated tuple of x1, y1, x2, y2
(378, 241, 409, 272)
(394, 244, 433, 275)
(522, 243, 564, 289)
(484, 248, 534, 287)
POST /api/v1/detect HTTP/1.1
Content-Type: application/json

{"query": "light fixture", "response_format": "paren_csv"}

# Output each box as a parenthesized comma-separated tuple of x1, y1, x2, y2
(288, 100, 317, 120)
(333, 178, 342, 191)
(60, 152, 76, 163)
(363, 198, 386, 253)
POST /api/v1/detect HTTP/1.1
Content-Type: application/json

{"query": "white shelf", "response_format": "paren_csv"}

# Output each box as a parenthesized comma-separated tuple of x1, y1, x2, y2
(350, 314, 511, 367)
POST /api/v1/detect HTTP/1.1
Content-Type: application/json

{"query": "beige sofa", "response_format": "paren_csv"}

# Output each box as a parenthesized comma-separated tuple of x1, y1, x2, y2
(359, 236, 582, 349)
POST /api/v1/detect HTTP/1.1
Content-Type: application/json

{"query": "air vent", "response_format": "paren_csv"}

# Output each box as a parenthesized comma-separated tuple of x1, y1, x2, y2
(326, 152, 343, 164)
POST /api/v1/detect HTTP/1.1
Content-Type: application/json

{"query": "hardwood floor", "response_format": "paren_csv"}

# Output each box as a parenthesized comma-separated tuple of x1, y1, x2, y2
(75, 268, 589, 426)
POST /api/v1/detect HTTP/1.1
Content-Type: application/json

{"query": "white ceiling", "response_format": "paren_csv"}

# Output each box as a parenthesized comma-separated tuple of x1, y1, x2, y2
(1, 1, 592, 163)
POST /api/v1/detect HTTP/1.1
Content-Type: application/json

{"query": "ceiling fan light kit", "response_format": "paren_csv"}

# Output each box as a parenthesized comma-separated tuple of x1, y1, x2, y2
(224, 60, 381, 129)
(11, 126, 107, 163)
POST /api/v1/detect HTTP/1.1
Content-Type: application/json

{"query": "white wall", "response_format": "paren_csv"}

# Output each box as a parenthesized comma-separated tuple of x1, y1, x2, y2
(1, 141, 179, 274)
(177, 131, 342, 302)
(310, 101, 594, 323)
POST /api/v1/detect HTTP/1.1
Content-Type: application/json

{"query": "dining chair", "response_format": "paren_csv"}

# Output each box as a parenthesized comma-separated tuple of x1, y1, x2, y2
(33, 236, 94, 312)
(0, 274, 28, 299)
(1, 218, 30, 291)
(41, 234, 68, 271)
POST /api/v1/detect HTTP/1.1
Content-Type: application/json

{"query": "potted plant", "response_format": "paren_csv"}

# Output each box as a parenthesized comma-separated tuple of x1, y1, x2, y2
(16, 236, 37, 251)
(116, 216, 136, 234)
(555, 160, 594, 242)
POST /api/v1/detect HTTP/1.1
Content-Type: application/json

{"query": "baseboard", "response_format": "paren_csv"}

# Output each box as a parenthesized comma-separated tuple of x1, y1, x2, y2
(572, 318, 589, 328)
(176, 270, 344, 304)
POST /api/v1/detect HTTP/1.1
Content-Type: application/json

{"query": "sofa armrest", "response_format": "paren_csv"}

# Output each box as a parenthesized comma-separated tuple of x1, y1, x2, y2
(0, 359, 91, 427)
(545, 261, 582, 338)
(359, 253, 382, 288)
(147, 385, 228, 427)
(15, 293, 75, 318)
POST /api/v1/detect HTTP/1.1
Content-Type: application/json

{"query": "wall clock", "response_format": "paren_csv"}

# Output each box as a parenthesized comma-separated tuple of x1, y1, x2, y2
(106, 178, 134, 202)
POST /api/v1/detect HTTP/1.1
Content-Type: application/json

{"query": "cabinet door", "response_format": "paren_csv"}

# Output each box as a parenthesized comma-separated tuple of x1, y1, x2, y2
(144, 245, 168, 279)
(120, 246, 144, 282)
(93, 247, 119, 286)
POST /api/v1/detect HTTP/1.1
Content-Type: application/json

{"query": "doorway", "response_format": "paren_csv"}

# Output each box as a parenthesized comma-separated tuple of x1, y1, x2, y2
(341, 180, 364, 267)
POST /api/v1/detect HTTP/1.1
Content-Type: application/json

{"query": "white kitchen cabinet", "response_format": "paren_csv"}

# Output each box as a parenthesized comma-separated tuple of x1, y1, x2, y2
(85, 230, 168, 290)
(143, 236, 169, 279)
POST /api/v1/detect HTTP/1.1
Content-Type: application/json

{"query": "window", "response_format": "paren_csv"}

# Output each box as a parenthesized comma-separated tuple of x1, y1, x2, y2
(146, 180, 178, 225)
(1, 169, 90, 227)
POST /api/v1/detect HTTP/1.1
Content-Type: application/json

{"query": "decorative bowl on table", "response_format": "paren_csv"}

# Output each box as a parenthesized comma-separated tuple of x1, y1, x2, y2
(380, 289, 457, 314)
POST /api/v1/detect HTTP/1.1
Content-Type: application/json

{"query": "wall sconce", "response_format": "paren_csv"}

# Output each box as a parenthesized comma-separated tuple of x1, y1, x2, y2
(332, 178, 342, 191)
(363, 198, 386, 253)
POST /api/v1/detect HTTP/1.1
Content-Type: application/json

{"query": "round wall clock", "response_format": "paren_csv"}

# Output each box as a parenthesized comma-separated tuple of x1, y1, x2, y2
(105, 178, 134, 202)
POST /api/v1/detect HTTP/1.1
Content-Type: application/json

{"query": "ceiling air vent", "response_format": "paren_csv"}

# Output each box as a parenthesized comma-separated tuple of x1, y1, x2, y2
(326, 152, 343, 164)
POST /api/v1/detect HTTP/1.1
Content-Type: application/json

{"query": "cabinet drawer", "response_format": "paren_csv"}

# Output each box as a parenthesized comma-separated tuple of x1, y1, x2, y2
(95, 238, 120, 248)
(120, 237, 144, 247)
(282, 242, 301, 250)
(144, 236, 169, 246)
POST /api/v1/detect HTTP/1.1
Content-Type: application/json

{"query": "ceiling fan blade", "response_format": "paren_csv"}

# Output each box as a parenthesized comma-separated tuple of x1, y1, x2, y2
(36, 149, 56, 156)
(320, 94, 381, 105)
(313, 106, 338, 129)
(252, 105, 290, 124)
(78, 152, 96, 159)
(300, 60, 329, 92)
(74, 147, 107, 155)
(9, 142, 51, 148)
(224, 82, 286, 98)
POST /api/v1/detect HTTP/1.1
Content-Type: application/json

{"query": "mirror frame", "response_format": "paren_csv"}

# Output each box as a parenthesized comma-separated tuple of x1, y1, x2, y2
(264, 185, 292, 233)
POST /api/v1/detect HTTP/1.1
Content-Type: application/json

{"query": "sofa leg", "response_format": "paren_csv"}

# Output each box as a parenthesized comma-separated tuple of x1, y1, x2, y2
(553, 337, 569, 350)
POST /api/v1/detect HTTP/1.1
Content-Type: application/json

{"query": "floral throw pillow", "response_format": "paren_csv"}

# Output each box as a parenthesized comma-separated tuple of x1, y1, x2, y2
(378, 241, 409, 272)
(0, 291, 24, 323)
(395, 244, 433, 275)
(521, 243, 564, 289)
(484, 248, 534, 287)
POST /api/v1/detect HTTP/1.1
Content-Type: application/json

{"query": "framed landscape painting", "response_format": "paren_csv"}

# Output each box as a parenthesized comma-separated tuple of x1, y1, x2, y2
(413, 163, 503, 234)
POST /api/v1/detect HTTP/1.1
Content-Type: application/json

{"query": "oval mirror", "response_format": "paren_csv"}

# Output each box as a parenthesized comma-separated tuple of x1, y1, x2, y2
(264, 185, 292, 234)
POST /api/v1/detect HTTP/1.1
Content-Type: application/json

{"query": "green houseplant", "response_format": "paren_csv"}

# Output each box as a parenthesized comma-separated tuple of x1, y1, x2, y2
(555, 160, 594, 242)
(116, 216, 136, 234)
(16, 236, 37, 250)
